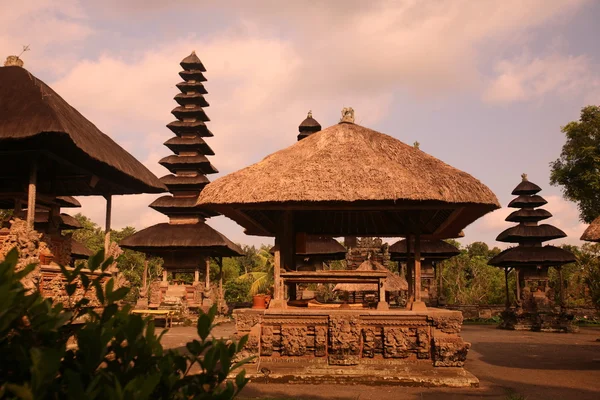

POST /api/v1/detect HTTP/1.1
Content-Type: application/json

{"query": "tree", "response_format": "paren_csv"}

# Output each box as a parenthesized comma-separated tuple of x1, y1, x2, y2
(0, 249, 250, 399)
(550, 105, 600, 223)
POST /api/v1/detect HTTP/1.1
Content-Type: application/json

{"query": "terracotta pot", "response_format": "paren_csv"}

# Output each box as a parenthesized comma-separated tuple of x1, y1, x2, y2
(252, 294, 267, 309)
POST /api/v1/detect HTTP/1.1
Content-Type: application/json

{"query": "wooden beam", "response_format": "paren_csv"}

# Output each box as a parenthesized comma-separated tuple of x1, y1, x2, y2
(26, 161, 37, 228)
(104, 195, 112, 258)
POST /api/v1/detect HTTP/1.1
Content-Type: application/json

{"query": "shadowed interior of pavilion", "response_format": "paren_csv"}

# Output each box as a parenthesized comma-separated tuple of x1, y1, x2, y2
(195, 108, 499, 384)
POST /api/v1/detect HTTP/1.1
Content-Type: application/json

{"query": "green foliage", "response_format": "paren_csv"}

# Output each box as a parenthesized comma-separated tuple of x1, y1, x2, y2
(441, 244, 510, 305)
(0, 248, 250, 400)
(67, 213, 163, 302)
(550, 105, 600, 223)
(223, 279, 253, 304)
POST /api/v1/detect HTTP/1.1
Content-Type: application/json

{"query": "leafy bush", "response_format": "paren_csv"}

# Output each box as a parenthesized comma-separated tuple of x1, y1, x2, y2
(224, 279, 253, 304)
(0, 248, 251, 400)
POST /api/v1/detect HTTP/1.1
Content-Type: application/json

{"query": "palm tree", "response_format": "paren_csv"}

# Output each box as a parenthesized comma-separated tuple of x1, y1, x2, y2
(237, 246, 274, 295)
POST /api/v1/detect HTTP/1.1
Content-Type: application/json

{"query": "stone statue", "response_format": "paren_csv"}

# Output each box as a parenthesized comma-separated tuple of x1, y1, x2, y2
(340, 107, 355, 123)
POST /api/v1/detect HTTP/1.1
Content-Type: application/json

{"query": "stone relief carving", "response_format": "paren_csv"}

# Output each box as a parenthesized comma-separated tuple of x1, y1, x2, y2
(328, 316, 361, 365)
(281, 326, 309, 356)
(362, 326, 379, 358)
(261, 326, 275, 356)
(314, 326, 327, 357)
(432, 337, 470, 367)
(429, 313, 463, 334)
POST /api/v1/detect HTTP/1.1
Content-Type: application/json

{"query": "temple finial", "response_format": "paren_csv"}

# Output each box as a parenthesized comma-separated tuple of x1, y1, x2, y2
(521, 173, 528, 181)
(307, 110, 312, 119)
(340, 107, 355, 123)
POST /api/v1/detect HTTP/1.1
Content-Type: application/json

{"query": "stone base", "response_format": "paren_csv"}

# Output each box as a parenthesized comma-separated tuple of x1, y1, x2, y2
(245, 360, 478, 387)
(233, 307, 472, 381)
(499, 309, 579, 333)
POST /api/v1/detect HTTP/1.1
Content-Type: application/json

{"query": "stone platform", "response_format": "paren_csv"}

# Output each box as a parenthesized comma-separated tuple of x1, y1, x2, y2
(234, 307, 477, 387)
(499, 308, 578, 333)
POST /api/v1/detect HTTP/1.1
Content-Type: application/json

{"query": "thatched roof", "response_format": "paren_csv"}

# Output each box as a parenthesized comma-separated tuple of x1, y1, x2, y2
(71, 239, 93, 260)
(511, 176, 541, 196)
(34, 212, 82, 230)
(180, 51, 206, 71)
(333, 260, 408, 292)
(55, 196, 81, 208)
(164, 136, 214, 155)
(508, 195, 547, 209)
(270, 236, 346, 260)
(581, 216, 600, 242)
(496, 224, 566, 243)
(196, 121, 499, 237)
(389, 239, 460, 261)
(506, 208, 552, 223)
(298, 111, 322, 141)
(158, 155, 218, 174)
(0, 66, 166, 195)
(120, 222, 243, 257)
(489, 245, 575, 267)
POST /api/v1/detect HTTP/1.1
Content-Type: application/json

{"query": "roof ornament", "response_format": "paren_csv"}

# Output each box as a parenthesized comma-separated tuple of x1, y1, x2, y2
(307, 110, 313, 119)
(340, 107, 355, 123)
(4, 45, 30, 67)
(521, 173, 528, 181)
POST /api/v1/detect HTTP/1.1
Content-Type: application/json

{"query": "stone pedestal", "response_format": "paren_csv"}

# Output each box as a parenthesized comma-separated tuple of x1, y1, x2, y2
(233, 307, 474, 386)
(499, 308, 578, 333)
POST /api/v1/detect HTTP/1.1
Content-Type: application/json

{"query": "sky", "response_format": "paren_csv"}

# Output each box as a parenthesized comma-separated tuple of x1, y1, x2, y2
(2, 0, 599, 249)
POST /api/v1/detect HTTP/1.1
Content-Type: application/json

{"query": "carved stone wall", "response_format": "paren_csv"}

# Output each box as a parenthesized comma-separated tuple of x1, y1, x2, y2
(234, 309, 469, 368)
(0, 219, 42, 290)
(346, 237, 390, 270)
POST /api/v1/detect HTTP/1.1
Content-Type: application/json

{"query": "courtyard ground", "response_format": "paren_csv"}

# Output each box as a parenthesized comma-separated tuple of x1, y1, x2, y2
(162, 323, 600, 400)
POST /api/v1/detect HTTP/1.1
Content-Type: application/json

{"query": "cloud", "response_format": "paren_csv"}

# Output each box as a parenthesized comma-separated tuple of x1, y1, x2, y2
(0, 0, 93, 75)
(483, 53, 598, 103)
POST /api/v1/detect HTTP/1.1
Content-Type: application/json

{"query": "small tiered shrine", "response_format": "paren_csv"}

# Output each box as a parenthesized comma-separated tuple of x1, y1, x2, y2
(196, 108, 500, 385)
(390, 239, 460, 306)
(489, 174, 576, 332)
(345, 237, 391, 269)
(120, 52, 242, 312)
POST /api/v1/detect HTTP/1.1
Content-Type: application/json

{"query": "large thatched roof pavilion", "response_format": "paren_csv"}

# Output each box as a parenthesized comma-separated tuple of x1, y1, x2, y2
(581, 216, 600, 242)
(0, 56, 166, 267)
(197, 108, 499, 310)
(120, 52, 242, 309)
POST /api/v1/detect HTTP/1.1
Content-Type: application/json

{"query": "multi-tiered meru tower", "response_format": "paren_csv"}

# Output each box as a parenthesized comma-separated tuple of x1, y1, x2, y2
(121, 52, 242, 310)
(489, 174, 576, 332)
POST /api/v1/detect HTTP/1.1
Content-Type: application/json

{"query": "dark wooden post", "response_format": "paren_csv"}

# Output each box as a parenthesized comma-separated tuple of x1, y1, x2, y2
(104, 195, 112, 257)
(26, 161, 37, 229)
(406, 234, 413, 304)
(515, 268, 521, 307)
(558, 266, 565, 309)
(504, 267, 510, 308)
(414, 231, 422, 302)
(281, 211, 296, 300)
(204, 257, 211, 290)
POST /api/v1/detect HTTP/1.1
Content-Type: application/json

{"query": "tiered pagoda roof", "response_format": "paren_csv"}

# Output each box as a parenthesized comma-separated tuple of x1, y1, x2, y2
(389, 238, 460, 261)
(489, 174, 575, 267)
(297, 111, 321, 141)
(121, 52, 242, 263)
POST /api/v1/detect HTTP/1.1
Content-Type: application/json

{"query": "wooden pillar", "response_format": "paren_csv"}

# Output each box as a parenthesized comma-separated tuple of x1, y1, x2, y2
(414, 232, 422, 302)
(504, 267, 510, 309)
(194, 268, 200, 283)
(104, 195, 112, 257)
(162, 269, 168, 282)
(26, 161, 38, 229)
(205, 257, 211, 290)
(218, 257, 224, 311)
(406, 234, 413, 302)
(281, 211, 296, 300)
(438, 263, 444, 297)
(558, 266, 565, 309)
(142, 260, 148, 289)
(273, 241, 282, 301)
(515, 268, 521, 306)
